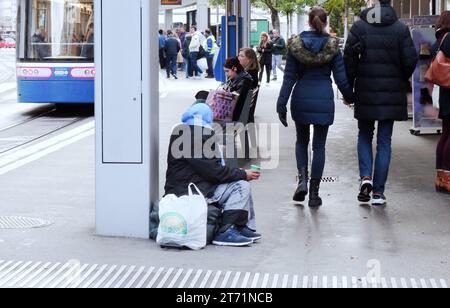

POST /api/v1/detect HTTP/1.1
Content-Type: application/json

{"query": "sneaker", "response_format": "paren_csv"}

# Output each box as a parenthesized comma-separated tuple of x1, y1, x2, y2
(358, 177, 373, 203)
(372, 194, 387, 206)
(272, 77, 277, 81)
(212, 228, 253, 247)
(237, 226, 262, 242)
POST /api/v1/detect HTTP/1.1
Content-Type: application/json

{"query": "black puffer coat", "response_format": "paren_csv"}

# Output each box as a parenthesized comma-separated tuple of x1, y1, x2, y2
(432, 28, 450, 119)
(344, 4, 418, 121)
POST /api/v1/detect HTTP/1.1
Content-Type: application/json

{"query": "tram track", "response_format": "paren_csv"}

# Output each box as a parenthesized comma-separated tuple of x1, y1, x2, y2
(0, 108, 92, 156)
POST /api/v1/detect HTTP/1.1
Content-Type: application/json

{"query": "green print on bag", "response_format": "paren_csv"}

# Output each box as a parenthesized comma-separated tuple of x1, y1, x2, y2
(160, 212, 188, 235)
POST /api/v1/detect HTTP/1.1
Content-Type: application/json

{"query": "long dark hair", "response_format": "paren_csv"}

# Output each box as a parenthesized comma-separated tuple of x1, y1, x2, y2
(224, 57, 244, 74)
(309, 7, 328, 35)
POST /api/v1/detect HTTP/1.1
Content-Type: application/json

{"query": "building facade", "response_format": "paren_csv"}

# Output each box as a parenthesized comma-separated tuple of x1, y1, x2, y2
(0, 0, 17, 32)
(367, 0, 449, 18)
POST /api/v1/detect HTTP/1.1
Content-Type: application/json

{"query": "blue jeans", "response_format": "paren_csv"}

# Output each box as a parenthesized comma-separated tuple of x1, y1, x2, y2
(295, 123, 329, 180)
(189, 52, 203, 76)
(166, 54, 178, 78)
(358, 120, 395, 194)
(272, 54, 284, 78)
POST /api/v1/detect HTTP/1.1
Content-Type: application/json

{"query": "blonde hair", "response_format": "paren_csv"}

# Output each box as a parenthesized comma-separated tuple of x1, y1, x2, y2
(259, 32, 270, 48)
(239, 48, 259, 71)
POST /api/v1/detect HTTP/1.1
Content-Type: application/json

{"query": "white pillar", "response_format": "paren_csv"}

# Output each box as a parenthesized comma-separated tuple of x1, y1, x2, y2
(240, 0, 251, 47)
(165, 9, 173, 30)
(95, 0, 159, 239)
(197, 0, 209, 31)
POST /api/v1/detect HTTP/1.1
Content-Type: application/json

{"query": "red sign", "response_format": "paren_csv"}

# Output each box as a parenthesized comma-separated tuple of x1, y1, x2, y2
(161, 0, 182, 5)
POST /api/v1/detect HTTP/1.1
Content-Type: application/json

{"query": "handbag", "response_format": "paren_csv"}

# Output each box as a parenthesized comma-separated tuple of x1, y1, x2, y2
(157, 183, 207, 250)
(425, 33, 450, 89)
(206, 88, 239, 123)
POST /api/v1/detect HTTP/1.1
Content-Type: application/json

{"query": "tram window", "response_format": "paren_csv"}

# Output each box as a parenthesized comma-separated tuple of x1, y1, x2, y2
(19, 0, 94, 61)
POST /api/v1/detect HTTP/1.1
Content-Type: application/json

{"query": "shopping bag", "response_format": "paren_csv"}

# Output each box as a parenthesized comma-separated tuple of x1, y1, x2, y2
(206, 89, 239, 123)
(157, 183, 207, 250)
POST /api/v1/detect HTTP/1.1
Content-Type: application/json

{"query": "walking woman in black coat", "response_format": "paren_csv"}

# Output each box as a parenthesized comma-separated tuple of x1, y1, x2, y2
(257, 32, 273, 84)
(433, 11, 450, 194)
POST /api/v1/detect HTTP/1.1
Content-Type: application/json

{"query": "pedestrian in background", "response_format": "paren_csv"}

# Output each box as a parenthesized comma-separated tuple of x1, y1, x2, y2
(257, 32, 273, 84)
(164, 30, 181, 80)
(277, 7, 355, 207)
(158, 29, 166, 70)
(204, 29, 217, 79)
(189, 25, 204, 78)
(344, 0, 418, 206)
(271, 29, 286, 81)
(239, 48, 260, 123)
(432, 11, 450, 194)
(183, 34, 193, 78)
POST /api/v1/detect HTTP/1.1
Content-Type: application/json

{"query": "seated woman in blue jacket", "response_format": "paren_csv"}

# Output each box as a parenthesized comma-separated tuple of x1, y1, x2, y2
(277, 7, 355, 207)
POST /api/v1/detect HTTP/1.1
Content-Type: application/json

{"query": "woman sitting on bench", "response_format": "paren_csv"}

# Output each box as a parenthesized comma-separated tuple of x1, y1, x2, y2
(223, 57, 256, 122)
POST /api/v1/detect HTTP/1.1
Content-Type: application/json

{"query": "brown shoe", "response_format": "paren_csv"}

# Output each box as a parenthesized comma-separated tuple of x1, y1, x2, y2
(436, 170, 444, 192)
(441, 171, 450, 194)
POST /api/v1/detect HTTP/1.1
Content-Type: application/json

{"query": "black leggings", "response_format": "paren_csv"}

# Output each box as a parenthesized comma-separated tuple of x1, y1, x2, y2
(259, 64, 272, 83)
(437, 116, 450, 171)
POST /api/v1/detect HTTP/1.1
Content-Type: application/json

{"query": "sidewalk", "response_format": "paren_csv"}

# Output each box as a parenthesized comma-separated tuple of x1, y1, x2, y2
(0, 74, 449, 285)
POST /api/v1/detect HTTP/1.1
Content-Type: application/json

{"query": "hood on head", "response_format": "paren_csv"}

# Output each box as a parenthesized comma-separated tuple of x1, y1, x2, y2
(288, 31, 340, 67)
(181, 103, 213, 128)
(360, 4, 398, 27)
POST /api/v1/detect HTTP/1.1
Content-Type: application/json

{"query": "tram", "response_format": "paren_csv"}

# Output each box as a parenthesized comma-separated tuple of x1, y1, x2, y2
(16, 0, 94, 104)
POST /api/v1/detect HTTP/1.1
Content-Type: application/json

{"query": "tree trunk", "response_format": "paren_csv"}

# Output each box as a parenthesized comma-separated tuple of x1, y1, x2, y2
(270, 9, 280, 31)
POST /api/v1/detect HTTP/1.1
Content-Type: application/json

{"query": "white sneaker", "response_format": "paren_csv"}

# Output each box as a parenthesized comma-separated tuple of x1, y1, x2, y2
(371, 194, 387, 206)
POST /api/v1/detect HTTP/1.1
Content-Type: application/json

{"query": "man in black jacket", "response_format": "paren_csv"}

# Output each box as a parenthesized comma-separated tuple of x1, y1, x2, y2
(344, 0, 418, 206)
(164, 102, 262, 247)
(165, 30, 181, 79)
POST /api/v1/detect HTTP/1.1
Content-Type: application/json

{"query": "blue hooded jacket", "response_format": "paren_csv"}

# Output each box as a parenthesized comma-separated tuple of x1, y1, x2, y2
(277, 31, 354, 126)
(181, 102, 214, 129)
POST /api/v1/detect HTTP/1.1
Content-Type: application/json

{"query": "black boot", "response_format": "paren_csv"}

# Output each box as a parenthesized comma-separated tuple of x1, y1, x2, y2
(309, 179, 323, 207)
(293, 168, 308, 202)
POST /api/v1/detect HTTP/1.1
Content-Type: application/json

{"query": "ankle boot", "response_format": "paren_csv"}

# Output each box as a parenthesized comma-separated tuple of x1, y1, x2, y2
(293, 168, 308, 202)
(436, 170, 444, 192)
(309, 179, 323, 207)
(440, 171, 450, 194)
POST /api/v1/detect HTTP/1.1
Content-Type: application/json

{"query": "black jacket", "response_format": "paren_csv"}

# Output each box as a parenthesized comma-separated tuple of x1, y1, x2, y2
(344, 4, 418, 121)
(272, 36, 286, 55)
(247, 69, 260, 89)
(224, 71, 255, 121)
(164, 124, 247, 198)
(431, 28, 450, 119)
(165, 36, 180, 56)
(257, 41, 274, 66)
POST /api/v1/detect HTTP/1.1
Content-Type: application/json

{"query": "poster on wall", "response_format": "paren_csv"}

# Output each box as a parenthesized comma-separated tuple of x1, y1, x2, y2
(410, 27, 442, 135)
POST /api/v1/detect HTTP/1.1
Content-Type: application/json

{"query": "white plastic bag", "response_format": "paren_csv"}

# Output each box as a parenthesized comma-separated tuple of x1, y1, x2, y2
(198, 57, 208, 72)
(432, 85, 440, 109)
(157, 184, 207, 250)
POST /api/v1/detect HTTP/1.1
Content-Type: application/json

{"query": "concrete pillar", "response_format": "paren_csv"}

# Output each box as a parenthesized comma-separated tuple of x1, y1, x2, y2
(165, 9, 173, 30)
(95, 0, 159, 239)
(197, 0, 209, 32)
(240, 0, 251, 47)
